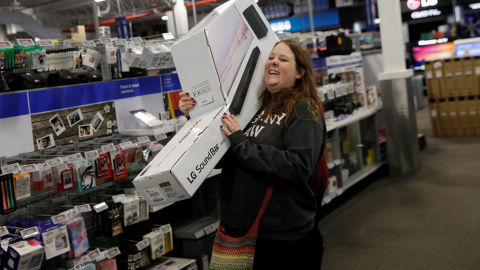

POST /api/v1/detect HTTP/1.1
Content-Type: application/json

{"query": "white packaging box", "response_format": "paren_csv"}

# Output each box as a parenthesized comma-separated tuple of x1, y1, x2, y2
(134, 106, 230, 206)
(170, 0, 278, 127)
(5, 240, 45, 270)
(134, 0, 278, 206)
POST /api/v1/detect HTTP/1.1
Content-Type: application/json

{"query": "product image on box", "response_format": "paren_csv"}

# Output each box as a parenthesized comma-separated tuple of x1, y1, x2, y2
(33, 164, 54, 191)
(13, 173, 31, 200)
(57, 163, 75, 192)
(39, 219, 71, 260)
(95, 153, 112, 181)
(5, 239, 45, 270)
(67, 216, 89, 258)
(111, 149, 128, 180)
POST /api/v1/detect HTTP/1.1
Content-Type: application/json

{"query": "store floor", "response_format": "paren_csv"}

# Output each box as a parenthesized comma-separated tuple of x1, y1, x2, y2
(318, 101, 480, 270)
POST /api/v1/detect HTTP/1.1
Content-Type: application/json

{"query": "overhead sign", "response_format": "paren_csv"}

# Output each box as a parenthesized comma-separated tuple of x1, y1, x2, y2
(407, 0, 438, 11)
(411, 8, 441, 19)
(269, 10, 339, 33)
(418, 38, 448, 46)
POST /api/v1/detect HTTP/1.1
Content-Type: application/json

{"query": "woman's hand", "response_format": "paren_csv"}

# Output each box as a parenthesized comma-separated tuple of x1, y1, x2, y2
(220, 113, 241, 136)
(179, 91, 196, 118)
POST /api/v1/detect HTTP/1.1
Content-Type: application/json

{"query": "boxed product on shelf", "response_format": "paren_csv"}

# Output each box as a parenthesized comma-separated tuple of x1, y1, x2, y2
(148, 257, 196, 270)
(170, 0, 278, 126)
(467, 97, 478, 135)
(38, 219, 71, 260)
(144, 230, 165, 260)
(457, 97, 469, 135)
(5, 239, 45, 270)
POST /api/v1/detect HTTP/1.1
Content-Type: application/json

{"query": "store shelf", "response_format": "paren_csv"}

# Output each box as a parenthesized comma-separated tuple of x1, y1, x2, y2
(326, 107, 377, 132)
(322, 161, 383, 205)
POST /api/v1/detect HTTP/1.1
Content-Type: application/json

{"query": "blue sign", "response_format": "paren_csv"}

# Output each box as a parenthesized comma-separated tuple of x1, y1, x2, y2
(364, 0, 376, 31)
(112, 76, 162, 100)
(268, 10, 340, 33)
(29, 82, 113, 114)
(0, 92, 29, 119)
(161, 73, 182, 92)
(115, 17, 131, 39)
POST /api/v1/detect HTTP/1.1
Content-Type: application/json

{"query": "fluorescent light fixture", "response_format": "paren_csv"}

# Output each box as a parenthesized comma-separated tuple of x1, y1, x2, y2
(162, 16, 168, 20)
(95, 0, 105, 2)
(374, 18, 380, 24)
(470, 3, 480, 9)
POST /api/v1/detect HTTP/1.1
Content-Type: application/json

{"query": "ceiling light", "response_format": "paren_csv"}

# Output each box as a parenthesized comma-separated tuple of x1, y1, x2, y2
(95, 0, 106, 2)
(162, 16, 168, 20)
(470, 3, 480, 9)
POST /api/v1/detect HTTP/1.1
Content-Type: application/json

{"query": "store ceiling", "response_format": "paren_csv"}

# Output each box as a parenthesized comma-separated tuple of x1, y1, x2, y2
(0, 0, 229, 31)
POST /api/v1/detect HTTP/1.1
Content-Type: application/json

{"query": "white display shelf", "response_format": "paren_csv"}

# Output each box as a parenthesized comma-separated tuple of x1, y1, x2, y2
(119, 124, 177, 136)
(326, 107, 377, 132)
(322, 161, 383, 205)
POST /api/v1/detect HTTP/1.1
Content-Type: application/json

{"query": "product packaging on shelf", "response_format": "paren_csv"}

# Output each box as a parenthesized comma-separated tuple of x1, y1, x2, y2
(0, 173, 17, 215)
(32, 163, 54, 191)
(135, 0, 278, 207)
(93, 199, 124, 237)
(38, 219, 71, 260)
(13, 173, 31, 200)
(4, 239, 45, 270)
(96, 258, 118, 270)
(110, 149, 128, 180)
(74, 159, 97, 192)
(67, 216, 89, 258)
(56, 163, 75, 192)
(143, 230, 165, 260)
(95, 152, 112, 181)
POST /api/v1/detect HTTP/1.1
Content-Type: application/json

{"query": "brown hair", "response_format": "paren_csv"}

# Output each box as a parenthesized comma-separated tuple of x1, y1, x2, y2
(259, 39, 322, 125)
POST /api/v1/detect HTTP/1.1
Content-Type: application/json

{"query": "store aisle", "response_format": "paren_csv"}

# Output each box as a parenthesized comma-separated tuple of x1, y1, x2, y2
(318, 103, 480, 270)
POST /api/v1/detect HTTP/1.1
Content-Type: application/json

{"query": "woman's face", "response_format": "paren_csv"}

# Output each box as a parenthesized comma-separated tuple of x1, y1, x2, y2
(264, 42, 303, 94)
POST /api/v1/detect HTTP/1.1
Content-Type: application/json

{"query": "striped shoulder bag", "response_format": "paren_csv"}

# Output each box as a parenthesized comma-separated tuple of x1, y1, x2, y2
(209, 181, 274, 270)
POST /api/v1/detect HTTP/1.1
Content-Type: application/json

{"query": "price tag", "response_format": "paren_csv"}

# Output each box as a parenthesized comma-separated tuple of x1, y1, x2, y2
(75, 204, 92, 213)
(137, 136, 151, 144)
(154, 133, 167, 141)
(73, 256, 89, 267)
(38, 40, 55, 47)
(51, 214, 68, 224)
(334, 159, 341, 166)
(101, 143, 116, 153)
(67, 153, 84, 163)
(327, 162, 335, 169)
(323, 196, 331, 204)
(106, 247, 121, 259)
(131, 37, 143, 44)
(120, 141, 135, 150)
(1, 163, 21, 174)
(136, 239, 150, 251)
(21, 164, 38, 174)
(1, 239, 10, 251)
(95, 251, 106, 262)
(82, 40, 97, 47)
(20, 227, 40, 239)
(37, 163, 49, 171)
(88, 248, 102, 261)
(16, 39, 35, 47)
(63, 40, 71, 46)
(61, 209, 75, 221)
(99, 38, 113, 45)
(0, 226, 8, 237)
(162, 33, 175, 40)
(113, 39, 126, 46)
(93, 202, 108, 213)
(85, 150, 100, 159)
(335, 189, 343, 196)
(112, 194, 126, 203)
(0, 41, 13, 49)
(204, 224, 216, 235)
(46, 157, 64, 167)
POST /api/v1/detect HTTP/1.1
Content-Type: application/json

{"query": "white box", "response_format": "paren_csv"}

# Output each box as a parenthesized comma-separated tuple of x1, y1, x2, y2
(5, 240, 45, 270)
(134, 106, 230, 206)
(171, 0, 278, 127)
(135, 0, 278, 206)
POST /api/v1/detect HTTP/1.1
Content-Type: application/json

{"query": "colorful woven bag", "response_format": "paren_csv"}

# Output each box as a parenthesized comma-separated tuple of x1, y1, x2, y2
(209, 181, 274, 270)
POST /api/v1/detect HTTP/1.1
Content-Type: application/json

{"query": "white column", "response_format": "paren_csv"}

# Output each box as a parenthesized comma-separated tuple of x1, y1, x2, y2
(166, 0, 189, 37)
(377, 0, 412, 80)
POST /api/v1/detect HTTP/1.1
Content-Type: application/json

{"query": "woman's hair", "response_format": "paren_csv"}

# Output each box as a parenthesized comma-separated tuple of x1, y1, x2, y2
(259, 39, 322, 125)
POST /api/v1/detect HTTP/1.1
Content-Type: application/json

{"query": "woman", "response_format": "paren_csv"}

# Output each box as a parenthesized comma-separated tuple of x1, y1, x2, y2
(179, 39, 325, 269)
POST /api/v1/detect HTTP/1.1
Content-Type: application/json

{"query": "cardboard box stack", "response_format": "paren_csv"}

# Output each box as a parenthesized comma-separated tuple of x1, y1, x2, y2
(133, 0, 279, 207)
(425, 56, 480, 136)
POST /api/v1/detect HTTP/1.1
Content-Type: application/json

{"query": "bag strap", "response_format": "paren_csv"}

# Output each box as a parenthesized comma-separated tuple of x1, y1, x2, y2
(248, 180, 275, 234)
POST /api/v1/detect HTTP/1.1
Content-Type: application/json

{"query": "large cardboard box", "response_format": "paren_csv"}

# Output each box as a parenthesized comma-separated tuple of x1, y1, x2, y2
(429, 101, 440, 137)
(437, 99, 449, 136)
(432, 61, 445, 98)
(456, 97, 468, 135)
(447, 97, 458, 136)
(443, 59, 455, 98)
(462, 57, 475, 96)
(466, 97, 477, 136)
(453, 58, 465, 97)
(170, 0, 278, 127)
(134, 0, 278, 206)
(474, 56, 480, 96)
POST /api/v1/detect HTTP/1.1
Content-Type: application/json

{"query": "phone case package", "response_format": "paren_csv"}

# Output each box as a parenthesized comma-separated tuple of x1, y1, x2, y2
(56, 163, 75, 192)
(111, 149, 127, 180)
(95, 153, 112, 181)
(67, 216, 89, 258)
(32, 163, 54, 191)
(74, 160, 97, 192)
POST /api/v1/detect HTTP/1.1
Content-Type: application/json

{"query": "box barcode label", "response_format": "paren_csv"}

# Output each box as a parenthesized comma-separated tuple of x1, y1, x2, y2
(144, 186, 166, 203)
